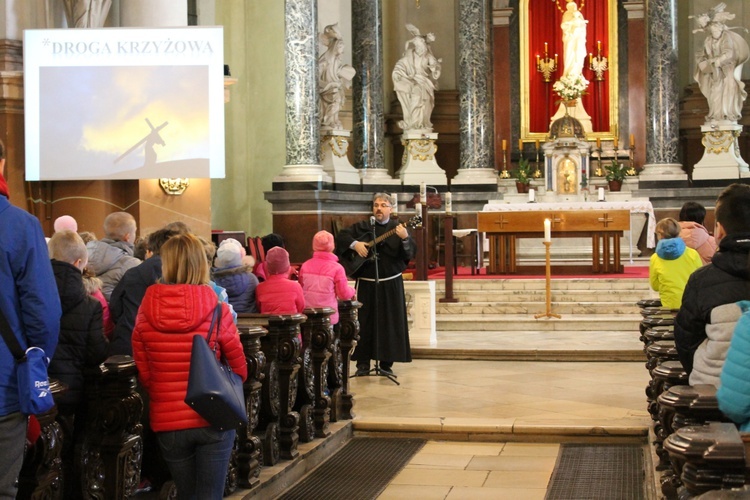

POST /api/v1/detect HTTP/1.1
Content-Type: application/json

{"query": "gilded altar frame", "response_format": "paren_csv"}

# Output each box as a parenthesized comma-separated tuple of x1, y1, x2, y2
(519, 0, 619, 142)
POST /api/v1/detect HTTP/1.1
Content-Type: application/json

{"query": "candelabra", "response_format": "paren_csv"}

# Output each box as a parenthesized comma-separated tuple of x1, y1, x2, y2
(533, 141, 543, 178)
(627, 141, 637, 176)
(594, 139, 603, 177)
(536, 43, 558, 83)
(500, 142, 510, 178)
(588, 40, 608, 82)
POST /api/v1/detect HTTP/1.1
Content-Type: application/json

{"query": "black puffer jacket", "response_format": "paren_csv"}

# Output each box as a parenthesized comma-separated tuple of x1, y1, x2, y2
(48, 259, 107, 409)
(675, 234, 750, 374)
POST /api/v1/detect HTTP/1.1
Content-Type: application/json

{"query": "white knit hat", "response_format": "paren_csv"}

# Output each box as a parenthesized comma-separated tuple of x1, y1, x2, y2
(215, 238, 244, 268)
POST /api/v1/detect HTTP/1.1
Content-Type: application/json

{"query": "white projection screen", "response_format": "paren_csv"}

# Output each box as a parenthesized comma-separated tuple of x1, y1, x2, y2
(24, 27, 225, 180)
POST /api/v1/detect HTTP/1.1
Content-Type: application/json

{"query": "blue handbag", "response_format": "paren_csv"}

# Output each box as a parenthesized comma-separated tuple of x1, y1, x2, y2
(0, 307, 55, 415)
(184, 303, 247, 431)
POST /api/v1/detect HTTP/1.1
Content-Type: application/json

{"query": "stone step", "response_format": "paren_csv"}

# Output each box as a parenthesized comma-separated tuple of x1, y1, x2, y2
(436, 301, 641, 315)
(436, 314, 642, 332)
(432, 290, 654, 303)
(435, 278, 650, 292)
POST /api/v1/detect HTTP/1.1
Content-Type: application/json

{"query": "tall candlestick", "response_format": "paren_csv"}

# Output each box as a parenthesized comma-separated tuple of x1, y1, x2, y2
(630, 134, 635, 147)
(613, 136, 618, 149)
(598, 187, 605, 201)
(420, 181, 427, 201)
(444, 192, 452, 213)
(544, 219, 551, 243)
(535, 139, 540, 150)
(596, 137, 601, 149)
(518, 139, 523, 152)
(502, 139, 507, 151)
(529, 189, 535, 203)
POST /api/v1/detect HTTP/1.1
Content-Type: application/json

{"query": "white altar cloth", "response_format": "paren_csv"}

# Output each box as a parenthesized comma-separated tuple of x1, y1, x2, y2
(482, 200, 656, 249)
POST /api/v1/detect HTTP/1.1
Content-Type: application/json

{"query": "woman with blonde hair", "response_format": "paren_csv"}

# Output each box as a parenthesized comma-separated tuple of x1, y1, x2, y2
(131, 233, 247, 499)
(649, 217, 702, 309)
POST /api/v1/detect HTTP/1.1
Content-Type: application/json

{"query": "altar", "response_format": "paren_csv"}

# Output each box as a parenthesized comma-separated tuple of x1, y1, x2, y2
(481, 200, 656, 267)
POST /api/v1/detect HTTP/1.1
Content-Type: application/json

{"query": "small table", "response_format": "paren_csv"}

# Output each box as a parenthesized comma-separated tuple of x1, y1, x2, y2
(477, 209, 630, 274)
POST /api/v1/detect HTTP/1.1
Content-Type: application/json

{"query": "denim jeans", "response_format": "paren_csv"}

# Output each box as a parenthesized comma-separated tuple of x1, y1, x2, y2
(0, 412, 26, 500)
(156, 426, 235, 500)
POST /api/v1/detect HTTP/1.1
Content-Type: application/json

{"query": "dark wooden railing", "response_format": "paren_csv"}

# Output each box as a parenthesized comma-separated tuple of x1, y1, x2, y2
(19, 300, 360, 498)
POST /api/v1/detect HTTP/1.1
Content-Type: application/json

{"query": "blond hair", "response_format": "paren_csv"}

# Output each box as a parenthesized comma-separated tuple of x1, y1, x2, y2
(160, 233, 210, 285)
(104, 211, 137, 241)
(48, 230, 87, 265)
(656, 217, 681, 240)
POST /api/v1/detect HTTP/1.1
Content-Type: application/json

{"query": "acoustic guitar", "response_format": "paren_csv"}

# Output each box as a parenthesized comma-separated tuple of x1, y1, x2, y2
(339, 215, 422, 278)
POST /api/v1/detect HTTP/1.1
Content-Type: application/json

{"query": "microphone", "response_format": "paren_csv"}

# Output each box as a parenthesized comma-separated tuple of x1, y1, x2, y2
(370, 216, 376, 226)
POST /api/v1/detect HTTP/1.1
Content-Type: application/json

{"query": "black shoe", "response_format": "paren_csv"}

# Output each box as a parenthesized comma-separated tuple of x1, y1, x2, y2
(378, 365, 395, 376)
(355, 365, 370, 376)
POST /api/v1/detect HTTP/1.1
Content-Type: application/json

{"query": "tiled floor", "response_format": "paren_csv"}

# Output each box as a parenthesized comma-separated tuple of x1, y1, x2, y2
(349, 328, 651, 498)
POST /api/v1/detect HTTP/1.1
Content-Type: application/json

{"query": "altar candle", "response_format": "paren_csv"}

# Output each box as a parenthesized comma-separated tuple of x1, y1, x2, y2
(536, 54, 540, 65)
(518, 139, 523, 152)
(420, 181, 427, 201)
(529, 189, 535, 203)
(630, 134, 635, 147)
(445, 192, 452, 213)
(596, 137, 601, 149)
(613, 136, 618, 149)
(544, 42, 548, 53)
(415, 202, 422, 215)
(535, 139, 540, 150)
(598, 187, 605, 201)
(544, 219, 551, 243)
(554, 53, 558, 64)
(502, 139, 507, 151)
(597, 40, 601, 52)
(589, 53, 593, 65)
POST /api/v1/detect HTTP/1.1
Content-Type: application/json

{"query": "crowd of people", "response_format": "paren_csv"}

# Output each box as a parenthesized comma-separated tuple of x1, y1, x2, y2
(0, 156, 412, 498)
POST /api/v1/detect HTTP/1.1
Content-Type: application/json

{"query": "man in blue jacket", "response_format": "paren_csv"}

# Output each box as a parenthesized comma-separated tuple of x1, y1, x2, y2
(0, 142, 61, 498)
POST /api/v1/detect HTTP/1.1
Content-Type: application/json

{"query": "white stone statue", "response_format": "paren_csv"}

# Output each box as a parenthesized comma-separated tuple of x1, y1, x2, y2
(318, 24, 356, 130)
(392, 24, 442, 131)
(692, 3, 749, 124)
(561, 1, 588, 78)
(63, 0, 112, 28)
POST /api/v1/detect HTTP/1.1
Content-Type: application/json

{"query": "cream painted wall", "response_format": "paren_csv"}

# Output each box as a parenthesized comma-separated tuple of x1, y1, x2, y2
(212, 0, 285, 236)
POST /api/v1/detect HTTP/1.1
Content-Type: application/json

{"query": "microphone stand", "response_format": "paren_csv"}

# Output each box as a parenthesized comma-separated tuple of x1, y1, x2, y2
(355, 217, 399, 385)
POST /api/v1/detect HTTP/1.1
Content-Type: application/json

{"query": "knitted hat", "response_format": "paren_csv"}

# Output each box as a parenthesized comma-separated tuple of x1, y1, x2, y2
(215, 238, 244, 268)
(265, 246, 290, 276)
(54, 215, 78, 233)
(312, 230, 334, 252)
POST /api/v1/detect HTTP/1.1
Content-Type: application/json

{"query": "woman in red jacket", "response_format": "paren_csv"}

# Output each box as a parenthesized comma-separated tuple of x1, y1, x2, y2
(132, 233, 247, 499)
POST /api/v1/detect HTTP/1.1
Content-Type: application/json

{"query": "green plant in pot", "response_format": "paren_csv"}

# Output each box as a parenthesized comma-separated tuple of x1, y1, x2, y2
(514, 158, 533, 193)
(604, 160, 627, 191)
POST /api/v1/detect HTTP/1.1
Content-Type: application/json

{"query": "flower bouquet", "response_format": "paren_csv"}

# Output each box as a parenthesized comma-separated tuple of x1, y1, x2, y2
(552, 74, 590, 104)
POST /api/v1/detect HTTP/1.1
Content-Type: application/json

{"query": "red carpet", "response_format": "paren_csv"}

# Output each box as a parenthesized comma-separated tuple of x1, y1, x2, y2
(420, 265, 649, 280)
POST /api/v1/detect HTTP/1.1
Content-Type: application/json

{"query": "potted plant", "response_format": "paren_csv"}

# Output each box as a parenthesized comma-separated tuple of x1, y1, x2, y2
(514, 158, 532, 193)
(604, 159, 627, 192)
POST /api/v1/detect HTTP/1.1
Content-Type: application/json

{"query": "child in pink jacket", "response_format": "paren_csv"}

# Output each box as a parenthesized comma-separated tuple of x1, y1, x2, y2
(255, 247, 305, 315)
(299, 231, 356, 324)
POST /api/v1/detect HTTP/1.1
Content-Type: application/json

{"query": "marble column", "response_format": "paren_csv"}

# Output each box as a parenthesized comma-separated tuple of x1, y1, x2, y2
(452, 0, 497, 190)
(275, 0, 330, 188)
(640, 0, 686, 181)
(352, 0, 397, 187)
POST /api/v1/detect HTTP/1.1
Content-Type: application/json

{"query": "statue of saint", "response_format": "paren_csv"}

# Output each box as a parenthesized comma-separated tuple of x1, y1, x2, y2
(392, 24, 442, 131)
(318, 24, 356, 130)
(692, 3, 749, 124)
(63, 0, 112, 28)
(561, 1, 588, 78)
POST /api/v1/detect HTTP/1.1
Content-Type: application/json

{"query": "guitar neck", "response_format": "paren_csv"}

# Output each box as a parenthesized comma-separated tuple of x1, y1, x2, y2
(367, 222, 405, 247)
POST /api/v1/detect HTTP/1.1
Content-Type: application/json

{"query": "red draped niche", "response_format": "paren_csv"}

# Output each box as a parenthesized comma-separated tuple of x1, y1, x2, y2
(527, 0, 610, 134)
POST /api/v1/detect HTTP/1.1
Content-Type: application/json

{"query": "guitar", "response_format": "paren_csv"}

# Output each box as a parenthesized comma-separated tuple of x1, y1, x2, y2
(339, 215, 423, 278)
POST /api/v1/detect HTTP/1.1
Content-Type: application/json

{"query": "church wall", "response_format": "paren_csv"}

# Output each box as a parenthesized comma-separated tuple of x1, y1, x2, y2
(211, 0, 285, 238)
